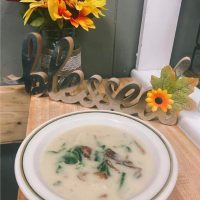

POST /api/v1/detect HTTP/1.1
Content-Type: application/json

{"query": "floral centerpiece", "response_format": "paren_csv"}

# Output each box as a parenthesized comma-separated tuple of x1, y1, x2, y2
(19, 0, 107, 73)
(20, 0, 107, 31)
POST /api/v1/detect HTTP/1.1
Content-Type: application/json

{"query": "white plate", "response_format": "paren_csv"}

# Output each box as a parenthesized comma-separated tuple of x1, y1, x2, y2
(15, 110, 178, 200)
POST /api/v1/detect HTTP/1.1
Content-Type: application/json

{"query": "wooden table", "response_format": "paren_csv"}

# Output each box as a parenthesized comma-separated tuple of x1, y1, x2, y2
(18, 80, 200, 200)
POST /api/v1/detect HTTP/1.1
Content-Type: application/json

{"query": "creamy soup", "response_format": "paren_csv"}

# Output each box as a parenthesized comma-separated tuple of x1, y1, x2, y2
(40, 125, 155, 200)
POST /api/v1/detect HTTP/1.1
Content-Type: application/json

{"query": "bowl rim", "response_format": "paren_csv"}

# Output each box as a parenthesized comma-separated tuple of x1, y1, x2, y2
(15, 110, 178, 200)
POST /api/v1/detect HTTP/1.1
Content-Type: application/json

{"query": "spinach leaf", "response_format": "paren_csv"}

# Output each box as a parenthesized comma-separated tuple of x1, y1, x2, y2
(62, 146, 84, 165)
(121, 145, 132, 152)
(62, 152, 78, 164)
(100, 145, 106, 150)
(125, 146, 132, 152)
(119, 172, 126, 188)
(97, 160, 111, 176)
(56, 164, 63, 173)
(94, 151, 101, 162)
(48, 143, 66, 154)
(71, 146, 83, 162)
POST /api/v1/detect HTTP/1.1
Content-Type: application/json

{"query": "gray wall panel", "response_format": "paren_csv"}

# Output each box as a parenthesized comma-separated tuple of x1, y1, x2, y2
(0, 1, 33, 83)
(170, 0, 200, 67)
(79, 0, 116, 78)
(113, 0, 144, 77)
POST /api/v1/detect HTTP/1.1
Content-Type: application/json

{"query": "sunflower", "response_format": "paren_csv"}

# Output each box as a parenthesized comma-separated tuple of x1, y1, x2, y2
(145, 88, 174, 112)
(69, 7, 95, 31)
(48, 0, 72, 21)
(20, 0, 48, 25)
(48, 0, 96, 30)
(75, 0, 106, 18)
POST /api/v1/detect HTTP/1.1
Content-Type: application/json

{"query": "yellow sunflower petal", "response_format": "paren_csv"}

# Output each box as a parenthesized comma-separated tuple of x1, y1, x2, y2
(163, 90, 168, 94)
(79, 17, 95, 31)
(152, 106, 158, 112)
(48, 0, 63, 21)
(29, 2, 46, 9)
(145, 98, 152, 103)
(147, 92, 153, 97)
(23, 7, 36, 25)
(70, 18, 79, 28)
(167, 105, 172, 109)
(169, 99, 174, 104)
(148, 103, 154, 107)
(20, 0, 37, 3)
(168, 94, 172, 98)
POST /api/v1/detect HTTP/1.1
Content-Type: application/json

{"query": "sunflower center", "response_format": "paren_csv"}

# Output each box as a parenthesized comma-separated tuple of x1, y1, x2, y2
(155, 97, 163, 104)
(71, 8, 79, 18)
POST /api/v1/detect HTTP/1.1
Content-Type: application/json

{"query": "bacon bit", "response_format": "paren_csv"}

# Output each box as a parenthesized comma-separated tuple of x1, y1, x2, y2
(122, 160, 137, 168)
(116, 160, 142, 171)
(77, 172, 88, 181)
(134, 141, 146, 154)
(105, 148, 142, 172)
(106, 160, 120, 173)
(81, 146, 92, 158)
(99, 194, 108, 198)
(94, 172, 108, 179)
(134, 169, 142, 179)
(105, 148, 119, 161)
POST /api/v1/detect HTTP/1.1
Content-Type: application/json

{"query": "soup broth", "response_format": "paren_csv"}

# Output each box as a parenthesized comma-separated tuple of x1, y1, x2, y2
(40, 125, 155, 200)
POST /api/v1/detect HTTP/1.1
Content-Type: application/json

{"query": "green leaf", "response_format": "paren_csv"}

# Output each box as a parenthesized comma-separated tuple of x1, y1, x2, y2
(56, 165, 63, 173)
(121, 145, 132, 152)
(97, 160, 111, 176)
(171, 77, 198, 112)
(172, 94, 195, 112)
(30, 17, 45, 27)
(100, 145, 106, 149)
(173, 77, 198, 95)
(151, 65, 176, 93)
(94, 151, 101, 162)
(57, 19, 64, 29)
(48, 143, 66, 154)
(70, 146, 83, 162)
(119, 172, 126, 188)
(62, 152, 78, 164)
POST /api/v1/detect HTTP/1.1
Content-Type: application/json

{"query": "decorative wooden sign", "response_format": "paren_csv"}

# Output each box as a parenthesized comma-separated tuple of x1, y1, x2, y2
(6, 32, 199, 125)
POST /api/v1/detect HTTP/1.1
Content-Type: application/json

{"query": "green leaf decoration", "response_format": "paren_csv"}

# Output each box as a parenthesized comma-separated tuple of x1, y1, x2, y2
(57, 19, 64, 29)
(150, 65, 198, 113)
(151, 65, 176, 93)
(30, 17, 45, 27)
(173, 77, 198, 95)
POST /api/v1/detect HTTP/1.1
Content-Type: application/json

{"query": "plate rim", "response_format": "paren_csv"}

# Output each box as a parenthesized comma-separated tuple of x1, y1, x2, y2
(15, 110, 178, 200)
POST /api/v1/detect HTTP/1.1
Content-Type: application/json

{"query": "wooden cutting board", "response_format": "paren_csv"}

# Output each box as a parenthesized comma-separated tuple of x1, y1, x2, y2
(0, 85, 30, 144)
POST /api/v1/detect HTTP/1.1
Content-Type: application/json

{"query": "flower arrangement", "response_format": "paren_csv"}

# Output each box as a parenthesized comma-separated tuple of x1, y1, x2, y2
(20, 0, 107, 31)
(145, 66, 198, 114)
